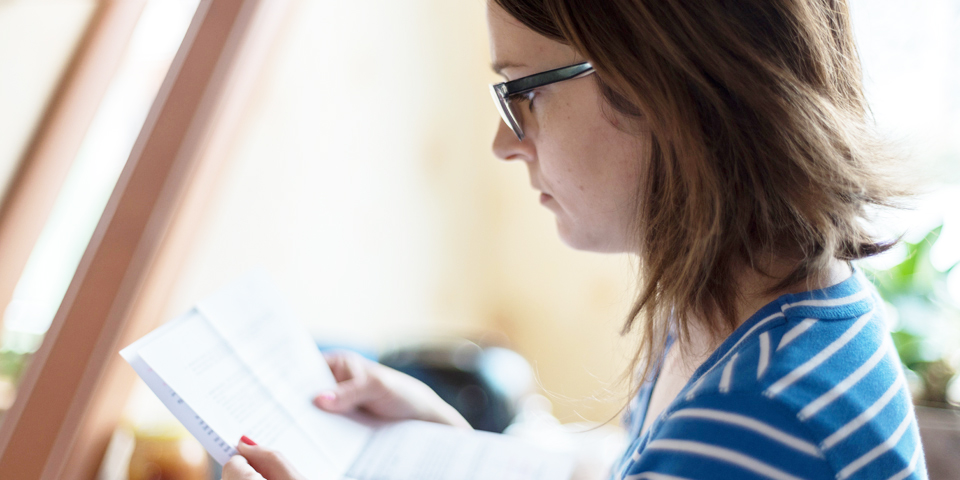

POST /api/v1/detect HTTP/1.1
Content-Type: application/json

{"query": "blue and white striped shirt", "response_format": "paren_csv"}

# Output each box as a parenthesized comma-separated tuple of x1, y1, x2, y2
(615, 267, 927, 479)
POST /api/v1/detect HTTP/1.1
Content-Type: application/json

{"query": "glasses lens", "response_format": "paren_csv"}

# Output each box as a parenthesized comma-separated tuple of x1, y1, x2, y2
(489, 84, 524, 140)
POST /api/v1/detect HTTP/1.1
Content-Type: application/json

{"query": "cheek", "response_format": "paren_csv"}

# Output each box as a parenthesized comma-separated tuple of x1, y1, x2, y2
(536, 86, 648, 203)
(539, 126, 648, 252)
(536, 142, 598, 198)
(546, 114, 644, 201)
(541, 132, 645, 233)
(536, 112, 612, 189)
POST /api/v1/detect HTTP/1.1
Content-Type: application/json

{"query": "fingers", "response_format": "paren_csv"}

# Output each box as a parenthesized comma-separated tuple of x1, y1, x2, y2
(237, 442, 306, 480)
(316, 352, 380, 413)
(322, 350, 365, 383)
(313, 378, 373, 413)
(222, 455, 264, 480)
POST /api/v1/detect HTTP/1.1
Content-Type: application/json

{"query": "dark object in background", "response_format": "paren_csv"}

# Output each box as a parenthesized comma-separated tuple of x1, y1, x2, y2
(379, 339, 534, 433)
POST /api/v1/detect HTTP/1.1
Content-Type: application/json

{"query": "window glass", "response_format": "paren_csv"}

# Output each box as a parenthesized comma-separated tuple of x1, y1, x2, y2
(0, 0, 200, 420)
(0, 0, 97, 199)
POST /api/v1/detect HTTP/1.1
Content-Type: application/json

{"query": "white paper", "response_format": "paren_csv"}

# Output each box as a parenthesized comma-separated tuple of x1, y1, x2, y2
(349, 421, 575, 480)
(121, 271, 574, 480)
(121, 315, 239, 465)
(136, 312, 337, 479)
(195, 273, 373, 462)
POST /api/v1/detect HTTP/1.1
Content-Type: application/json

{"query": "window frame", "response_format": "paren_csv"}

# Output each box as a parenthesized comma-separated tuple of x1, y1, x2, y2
(0, 0, 291, 477)
(0, 0, 147, 358)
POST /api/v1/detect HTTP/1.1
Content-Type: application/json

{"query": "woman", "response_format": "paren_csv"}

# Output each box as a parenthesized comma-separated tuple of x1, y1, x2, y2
(225, 0, 926, 479)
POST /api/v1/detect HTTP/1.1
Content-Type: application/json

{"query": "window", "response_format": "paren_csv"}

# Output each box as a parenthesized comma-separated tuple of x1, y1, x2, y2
(0, 0, 200, 422)
(0, 0, 97, 197)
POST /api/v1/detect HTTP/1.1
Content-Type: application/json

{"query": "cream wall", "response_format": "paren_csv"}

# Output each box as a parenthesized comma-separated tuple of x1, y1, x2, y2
(165, 0, 637, 423)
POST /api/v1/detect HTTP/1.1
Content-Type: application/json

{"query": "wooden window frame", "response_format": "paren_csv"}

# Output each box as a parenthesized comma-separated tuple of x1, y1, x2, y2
(0, 0, 147, 352)
(0, 0, 290, 478)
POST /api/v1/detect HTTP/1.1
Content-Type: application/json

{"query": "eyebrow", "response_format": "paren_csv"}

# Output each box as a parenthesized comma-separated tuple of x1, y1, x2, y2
(491, 61, 526, 75)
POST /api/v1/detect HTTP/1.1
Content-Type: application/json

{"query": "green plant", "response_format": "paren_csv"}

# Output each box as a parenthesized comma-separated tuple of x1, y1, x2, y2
(0, 350, 30, 382)
(866, 225, 960, 406)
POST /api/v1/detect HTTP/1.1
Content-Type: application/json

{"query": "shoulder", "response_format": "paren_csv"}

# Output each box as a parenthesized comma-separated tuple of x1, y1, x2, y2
(618, 270, 927, 480)
(618, 388, 833, 479)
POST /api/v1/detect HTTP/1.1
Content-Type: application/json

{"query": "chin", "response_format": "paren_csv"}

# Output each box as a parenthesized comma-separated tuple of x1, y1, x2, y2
(556, 222, 622, 253)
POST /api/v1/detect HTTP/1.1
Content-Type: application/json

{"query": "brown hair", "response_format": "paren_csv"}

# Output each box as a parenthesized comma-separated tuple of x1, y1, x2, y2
(493, 0, 904, 387)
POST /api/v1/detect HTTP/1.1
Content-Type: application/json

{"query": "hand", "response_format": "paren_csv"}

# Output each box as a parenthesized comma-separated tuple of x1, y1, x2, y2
(222, 440, 306, 480)
(313, 350, 471, 429)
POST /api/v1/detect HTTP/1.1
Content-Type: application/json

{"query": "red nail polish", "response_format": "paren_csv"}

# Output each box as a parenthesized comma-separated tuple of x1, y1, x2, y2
(240, 435, 257, 446)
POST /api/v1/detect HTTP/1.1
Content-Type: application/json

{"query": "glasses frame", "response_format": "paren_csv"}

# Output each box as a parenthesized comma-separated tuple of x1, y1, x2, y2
(490, 61, 594, 141)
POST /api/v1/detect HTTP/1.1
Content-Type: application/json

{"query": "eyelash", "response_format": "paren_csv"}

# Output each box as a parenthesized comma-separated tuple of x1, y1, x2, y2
(513, 90, 537, 110)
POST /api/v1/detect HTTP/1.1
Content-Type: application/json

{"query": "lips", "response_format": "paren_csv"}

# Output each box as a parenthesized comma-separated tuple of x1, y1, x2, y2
(539, 192, 553, 204)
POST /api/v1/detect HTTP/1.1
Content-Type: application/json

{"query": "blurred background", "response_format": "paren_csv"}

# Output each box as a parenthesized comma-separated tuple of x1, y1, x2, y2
(0, 0, 958, 478)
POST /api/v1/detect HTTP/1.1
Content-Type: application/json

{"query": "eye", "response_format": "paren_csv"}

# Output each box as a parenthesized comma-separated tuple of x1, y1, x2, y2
(512, 90, 537, 111)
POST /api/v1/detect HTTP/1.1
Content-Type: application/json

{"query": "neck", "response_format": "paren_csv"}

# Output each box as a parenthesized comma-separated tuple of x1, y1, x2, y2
(736, 257, 852, 320)
(678, 257, 852, 370)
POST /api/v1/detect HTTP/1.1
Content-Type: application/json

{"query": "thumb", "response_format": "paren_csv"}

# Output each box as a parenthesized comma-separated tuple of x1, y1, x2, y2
(313, 379, 373, 413)
(237, 441, 303, 480)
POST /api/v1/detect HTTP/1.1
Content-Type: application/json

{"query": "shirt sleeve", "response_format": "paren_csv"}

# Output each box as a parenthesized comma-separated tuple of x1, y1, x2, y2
(620, 391, 836, 480)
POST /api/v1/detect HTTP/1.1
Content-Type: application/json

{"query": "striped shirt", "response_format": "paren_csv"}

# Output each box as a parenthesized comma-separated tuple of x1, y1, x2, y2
(614, 266, 928, 480)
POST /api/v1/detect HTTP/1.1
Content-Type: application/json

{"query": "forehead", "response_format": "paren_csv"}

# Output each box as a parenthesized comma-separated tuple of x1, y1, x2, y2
(486, 2, 578, 74)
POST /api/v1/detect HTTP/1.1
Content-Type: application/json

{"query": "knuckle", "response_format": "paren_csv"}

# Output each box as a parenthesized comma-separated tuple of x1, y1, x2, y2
(345, 351, 367, 368)
(266, 450, 284, 463)
(368, 372, 387, 391)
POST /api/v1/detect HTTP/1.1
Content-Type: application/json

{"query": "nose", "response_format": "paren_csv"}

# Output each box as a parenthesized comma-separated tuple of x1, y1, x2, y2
(491, 120, 534, 162)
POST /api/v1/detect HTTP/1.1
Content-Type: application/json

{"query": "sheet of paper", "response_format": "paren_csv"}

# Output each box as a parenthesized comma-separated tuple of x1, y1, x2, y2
(123, 271, 574, 480)
(136, 311, 338, 480)
(120, 314, 239, 465)
(347, 421, 575, 480)
(195, 271, 374, 462)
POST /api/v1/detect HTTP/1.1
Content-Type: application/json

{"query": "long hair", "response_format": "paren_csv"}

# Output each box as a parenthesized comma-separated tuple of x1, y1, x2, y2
(493, 0, 905, 389)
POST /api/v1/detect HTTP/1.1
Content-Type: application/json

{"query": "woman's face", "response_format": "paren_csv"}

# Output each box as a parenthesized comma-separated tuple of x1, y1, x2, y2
(487, 3, 648, 253)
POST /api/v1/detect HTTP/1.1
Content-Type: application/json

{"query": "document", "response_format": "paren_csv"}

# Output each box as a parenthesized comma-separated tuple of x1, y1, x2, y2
(121, 272, 574, 480)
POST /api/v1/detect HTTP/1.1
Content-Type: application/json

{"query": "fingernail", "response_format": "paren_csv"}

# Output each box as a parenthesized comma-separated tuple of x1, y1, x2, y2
(317, 392, 336, 403)
(240, 435, 257, 446)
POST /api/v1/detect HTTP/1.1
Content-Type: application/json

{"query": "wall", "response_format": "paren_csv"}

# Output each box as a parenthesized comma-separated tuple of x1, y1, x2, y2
(163, 0, 638, 423)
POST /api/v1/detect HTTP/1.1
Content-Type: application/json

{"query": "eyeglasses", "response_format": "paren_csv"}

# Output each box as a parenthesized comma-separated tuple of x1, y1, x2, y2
(490, 61, 595, 141)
